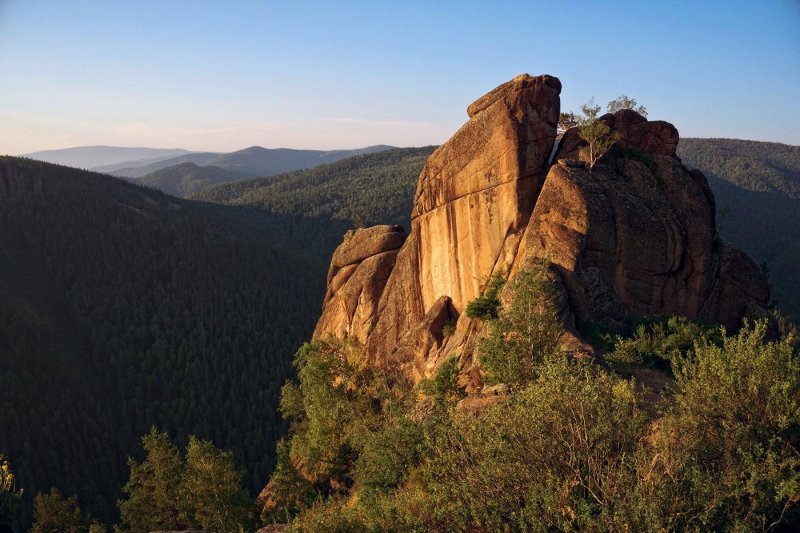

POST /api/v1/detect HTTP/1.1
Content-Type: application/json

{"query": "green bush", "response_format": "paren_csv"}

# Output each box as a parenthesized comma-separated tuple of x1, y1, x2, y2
(418, 356, 463, 401)
(613, 145, 658, 174)
(465, 274, 505, 319)
(640, 320, 800, 530)
(606, 316, 717, 370)
(267, 295, 800, 531)
(478, 260, 562, 386)
(422, 358, 647, 531)
(118, 428, 252, 533)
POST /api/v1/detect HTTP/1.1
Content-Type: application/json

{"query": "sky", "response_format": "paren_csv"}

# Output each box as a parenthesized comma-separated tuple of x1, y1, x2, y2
(0, 0, 798, 154)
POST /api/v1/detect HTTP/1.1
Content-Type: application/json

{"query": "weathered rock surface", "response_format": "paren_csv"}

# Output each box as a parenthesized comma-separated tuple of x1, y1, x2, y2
(313, 225, 406, 344)
(312, 74, 769, 389)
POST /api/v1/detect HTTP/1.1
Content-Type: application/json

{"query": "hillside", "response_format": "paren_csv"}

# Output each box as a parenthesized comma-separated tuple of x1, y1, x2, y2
(678, 138, 800, 318)
(110, 144, 396, 182)
(0, 157, 325, 524)
(137, 162, 245, 197)
(200, 144, 395, 178)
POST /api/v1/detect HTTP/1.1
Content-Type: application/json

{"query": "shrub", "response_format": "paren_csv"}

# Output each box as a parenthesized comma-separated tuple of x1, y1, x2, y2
(606, 316, 717, 370)
(465, 274, 505, 319)
(441, 319, 456, 338)
(422, 358, 647, 531)
(613, 145, 658, 174)
(478, 260, 563, 386)
(418, 356, 463, 401)
(640, 320, 800, 530)
(0, 455, 23, 530)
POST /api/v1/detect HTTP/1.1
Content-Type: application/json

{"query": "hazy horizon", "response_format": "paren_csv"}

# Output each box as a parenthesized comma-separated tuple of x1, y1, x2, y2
(1, 0, 798, 154)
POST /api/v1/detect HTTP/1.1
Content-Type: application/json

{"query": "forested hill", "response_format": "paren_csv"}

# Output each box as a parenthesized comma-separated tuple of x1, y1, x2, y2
(678, 138, 800, 198)
(0, 157, 324, 523)
(677, 138, 800, 318)
(137, 162, 245, 197)
(193, 146, 436, 253)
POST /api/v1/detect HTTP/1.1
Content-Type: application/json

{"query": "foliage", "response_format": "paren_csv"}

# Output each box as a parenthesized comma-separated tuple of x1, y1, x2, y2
(269, 279, 799, 531)
(194, 146, 436, 253)
(639, 320, 800, 530)
(606, 316, 717, 369)
(180, 436, 253, 532)
(423, 359, 647, 531)
(612, 145, 658, 174)
(478, 261, 563, 386)
(118, 428, 252, 533)
(465, 273, 505, 319)
(418, 356, 464, 403)
(0, 456, 22, 530)
(580, 97, 601, 124)
(607, 95, 648, 117)
(29, 489, 98, 533)
(118, 428, 185, 532)
(441, 319, 456, 338)
(579, 120, 618, 168)
(558, 111, 578, 131)
(138, 162, 243, 198)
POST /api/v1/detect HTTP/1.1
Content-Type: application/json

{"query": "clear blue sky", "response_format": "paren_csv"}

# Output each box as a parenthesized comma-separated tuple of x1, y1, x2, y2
(1, 0, 798, 153)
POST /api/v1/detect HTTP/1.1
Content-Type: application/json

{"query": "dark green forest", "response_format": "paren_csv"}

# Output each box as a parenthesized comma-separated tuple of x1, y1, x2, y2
(0, 157, 322, 526)
(193, 146, 435, 252)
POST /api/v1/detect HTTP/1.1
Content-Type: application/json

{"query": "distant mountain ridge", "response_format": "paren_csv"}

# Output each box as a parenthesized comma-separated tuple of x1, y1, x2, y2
(94, 152, 222, 176)
(132, 144, 396, 197)
(21, 146, 194, 169)
(108, 152, 222, 177)
(23, 144, 400, 198)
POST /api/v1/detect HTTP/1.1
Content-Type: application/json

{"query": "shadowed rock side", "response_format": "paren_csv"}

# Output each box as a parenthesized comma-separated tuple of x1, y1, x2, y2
(531, 109, 769, 330)
(312, 75, 769, 390)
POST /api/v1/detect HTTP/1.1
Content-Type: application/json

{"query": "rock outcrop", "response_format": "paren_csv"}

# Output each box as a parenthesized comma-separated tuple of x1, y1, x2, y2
(312, 74, 770, 389)
(313, 224, 406, 345)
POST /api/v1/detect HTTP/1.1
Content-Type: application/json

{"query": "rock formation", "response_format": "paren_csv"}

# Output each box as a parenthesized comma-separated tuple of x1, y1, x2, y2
(312, 74, 770, 389)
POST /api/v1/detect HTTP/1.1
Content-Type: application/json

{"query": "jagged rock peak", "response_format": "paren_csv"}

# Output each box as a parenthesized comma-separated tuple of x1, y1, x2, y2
(312, 74, 769, 390)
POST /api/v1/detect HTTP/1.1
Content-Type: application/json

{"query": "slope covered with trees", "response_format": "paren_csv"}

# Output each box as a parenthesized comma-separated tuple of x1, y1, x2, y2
(137, 162, 245, 197)
(0, 157, 323, 525)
